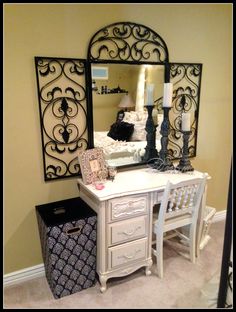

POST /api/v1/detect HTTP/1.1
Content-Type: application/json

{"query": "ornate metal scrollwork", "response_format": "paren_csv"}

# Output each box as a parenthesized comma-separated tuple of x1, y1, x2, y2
(88, 21, 169, 63)
(35, 23, 202, 180)
(35, 57, 91, 181)
(155, 63, 202, 159)
(87, 22, 202, 161)
(168, 63, 202, 159)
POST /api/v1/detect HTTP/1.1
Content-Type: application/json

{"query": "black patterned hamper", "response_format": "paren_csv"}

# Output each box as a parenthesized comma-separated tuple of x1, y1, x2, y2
(35, 197, 97, 299)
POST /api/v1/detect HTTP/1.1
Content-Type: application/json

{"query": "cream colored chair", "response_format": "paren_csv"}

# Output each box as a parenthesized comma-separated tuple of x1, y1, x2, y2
(152, 174, 207, 278)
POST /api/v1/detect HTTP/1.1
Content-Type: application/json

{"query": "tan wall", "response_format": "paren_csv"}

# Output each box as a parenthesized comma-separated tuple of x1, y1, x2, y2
(4, 3, 232, 274)
(93, 64, 136, 131)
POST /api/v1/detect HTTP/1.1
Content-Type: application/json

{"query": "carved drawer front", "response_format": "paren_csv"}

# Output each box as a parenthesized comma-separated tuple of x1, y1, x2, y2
(108, 194, 148, 222)
(108, 215, 147, 246)
(108, 238, 147, 269)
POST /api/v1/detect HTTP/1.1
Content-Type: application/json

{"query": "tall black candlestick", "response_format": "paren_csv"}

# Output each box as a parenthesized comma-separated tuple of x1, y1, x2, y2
(142, 105, 159, 162)
(176, 130, 194, 172)
(154, 107, 174, 171)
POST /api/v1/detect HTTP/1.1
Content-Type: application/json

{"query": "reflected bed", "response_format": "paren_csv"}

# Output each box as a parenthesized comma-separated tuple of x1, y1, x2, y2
(94, 111, 163, 166)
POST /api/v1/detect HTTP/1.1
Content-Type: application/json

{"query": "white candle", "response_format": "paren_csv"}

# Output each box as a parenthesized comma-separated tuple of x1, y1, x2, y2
(163, 83, 173, 107)
(145, 84, 154, 106)
(182, 113, 191, 131)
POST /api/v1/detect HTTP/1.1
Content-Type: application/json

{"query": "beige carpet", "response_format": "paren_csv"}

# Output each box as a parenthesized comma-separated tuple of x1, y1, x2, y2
(4, 221, 225, 309)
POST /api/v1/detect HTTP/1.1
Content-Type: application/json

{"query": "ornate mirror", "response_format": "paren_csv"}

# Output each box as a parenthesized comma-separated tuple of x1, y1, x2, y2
(87, 21, 202, 169)
(87, 21, 170, 168)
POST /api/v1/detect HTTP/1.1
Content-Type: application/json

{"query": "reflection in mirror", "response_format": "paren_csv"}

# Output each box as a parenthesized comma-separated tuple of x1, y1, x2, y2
(92, 63, 164, 167)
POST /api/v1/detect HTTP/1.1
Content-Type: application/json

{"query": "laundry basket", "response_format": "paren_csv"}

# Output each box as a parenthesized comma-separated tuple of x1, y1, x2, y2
(36, 197, 97, 299)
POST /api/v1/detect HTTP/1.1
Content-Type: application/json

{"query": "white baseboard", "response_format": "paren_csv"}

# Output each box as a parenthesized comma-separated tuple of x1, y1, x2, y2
(3, 208, 226, 288)
(4, 263, 45, 287)
(211, 208, 226, 223)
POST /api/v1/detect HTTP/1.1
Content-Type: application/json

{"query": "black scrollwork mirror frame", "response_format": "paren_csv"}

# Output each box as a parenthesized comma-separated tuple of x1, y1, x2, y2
(35, 21, 202, 181)
(87, 21, 202, 164)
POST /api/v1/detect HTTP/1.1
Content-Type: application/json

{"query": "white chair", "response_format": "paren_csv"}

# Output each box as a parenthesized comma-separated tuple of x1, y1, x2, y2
(152, 174, 207, 278)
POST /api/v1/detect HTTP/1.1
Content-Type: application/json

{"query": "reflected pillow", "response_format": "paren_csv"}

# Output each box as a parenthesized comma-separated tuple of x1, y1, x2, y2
(130, 113, 163, 141)
(123, 111, 138, 122)
(130, 121, 146, 141)
(123, 110, 148, 123)
(107, 121, 134, 141)
(123, 111, 147, 141)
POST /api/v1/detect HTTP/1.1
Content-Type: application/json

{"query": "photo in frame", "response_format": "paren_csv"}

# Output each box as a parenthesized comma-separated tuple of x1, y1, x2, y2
(78, 148, 108, 185)
(91, 66, 108, 80)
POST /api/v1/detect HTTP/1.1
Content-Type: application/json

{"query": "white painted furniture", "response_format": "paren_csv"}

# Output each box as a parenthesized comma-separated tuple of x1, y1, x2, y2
(152, 174, 207, 278)
(199, 206, 216, 250)
(77, 168, 209, 292)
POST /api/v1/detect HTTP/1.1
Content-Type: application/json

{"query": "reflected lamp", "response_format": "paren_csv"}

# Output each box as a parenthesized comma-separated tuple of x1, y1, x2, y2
(118, 94, 135, 111)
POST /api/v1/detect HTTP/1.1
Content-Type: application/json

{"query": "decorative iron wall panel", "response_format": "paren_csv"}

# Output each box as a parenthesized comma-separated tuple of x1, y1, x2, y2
(155, 63, 202, 159)
(88, 21, 169, 63)
(168, 63, 202, 159)
(35, 57, 91, 181)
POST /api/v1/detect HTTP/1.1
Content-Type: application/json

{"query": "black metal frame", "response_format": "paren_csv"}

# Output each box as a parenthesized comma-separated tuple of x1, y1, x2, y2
(169, 63, 202, 159)
(86, 21, 170, 165)
(87, 21, 169, 63)
(35, 57, 93, 181)
(87, 22, 202, 164)
(35, 21, 202, 180)
(217, 165, 232, 308)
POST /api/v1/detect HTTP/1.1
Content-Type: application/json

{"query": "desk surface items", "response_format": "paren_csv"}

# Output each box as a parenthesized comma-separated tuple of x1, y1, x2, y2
(78, 149, 209, 292)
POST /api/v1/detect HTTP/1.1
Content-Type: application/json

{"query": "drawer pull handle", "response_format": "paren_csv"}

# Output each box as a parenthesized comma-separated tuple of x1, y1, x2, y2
(119, 226, 141, 236)
(114, 208, 145, 218)
(118, 249, 141, 260)
(53, 207, 66, 214)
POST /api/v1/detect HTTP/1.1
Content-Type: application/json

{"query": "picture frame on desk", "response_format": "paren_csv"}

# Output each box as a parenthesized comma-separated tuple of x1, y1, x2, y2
(78, 148, 108, 185)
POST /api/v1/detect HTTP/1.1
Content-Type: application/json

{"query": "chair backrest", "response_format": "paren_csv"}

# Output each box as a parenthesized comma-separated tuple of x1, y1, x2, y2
(158, 174, 207, 225)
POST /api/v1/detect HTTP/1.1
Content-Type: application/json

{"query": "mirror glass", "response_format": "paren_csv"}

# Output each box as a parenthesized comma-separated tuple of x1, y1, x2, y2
(92, 63, 165, 167)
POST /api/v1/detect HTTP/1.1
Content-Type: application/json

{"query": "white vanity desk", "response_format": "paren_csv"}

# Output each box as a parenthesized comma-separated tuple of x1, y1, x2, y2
(77, 168, 209, 292)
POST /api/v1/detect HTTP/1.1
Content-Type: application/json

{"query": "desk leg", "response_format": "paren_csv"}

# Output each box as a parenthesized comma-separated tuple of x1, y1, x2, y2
(145, 258, 153, 276)
(99, 275, 107, 293)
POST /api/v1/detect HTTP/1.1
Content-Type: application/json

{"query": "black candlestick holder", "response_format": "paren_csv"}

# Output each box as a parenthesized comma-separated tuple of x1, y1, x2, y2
(142, 105, 159, 162)
(176, 130, 194, 172)
(153, 107, 174, 171)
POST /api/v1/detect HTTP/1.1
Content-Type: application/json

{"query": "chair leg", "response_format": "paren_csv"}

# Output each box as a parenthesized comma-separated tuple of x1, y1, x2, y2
(156, 234, 164, 278)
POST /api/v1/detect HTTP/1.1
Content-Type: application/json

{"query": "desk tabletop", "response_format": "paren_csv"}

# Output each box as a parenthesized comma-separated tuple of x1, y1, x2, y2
(77, 168, 209, 202)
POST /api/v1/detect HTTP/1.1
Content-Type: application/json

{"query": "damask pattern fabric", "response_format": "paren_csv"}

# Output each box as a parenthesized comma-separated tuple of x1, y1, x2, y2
(36, 198, 97, 299)
(123, 110, 163, 141)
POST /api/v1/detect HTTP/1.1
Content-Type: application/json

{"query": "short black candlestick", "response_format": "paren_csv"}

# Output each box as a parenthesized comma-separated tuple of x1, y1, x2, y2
(142, 105, 159, 162)
(176, 130, 194, 172)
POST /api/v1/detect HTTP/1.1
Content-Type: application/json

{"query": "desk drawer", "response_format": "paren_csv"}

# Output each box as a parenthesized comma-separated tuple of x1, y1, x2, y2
(108, 215, 147, 246)
(107, 194, 148, 222)
(108, 238, 147, 269)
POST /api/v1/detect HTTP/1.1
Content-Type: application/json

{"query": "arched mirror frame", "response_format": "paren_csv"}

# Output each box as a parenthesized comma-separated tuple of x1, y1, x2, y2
(87, 21, 202, 168)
